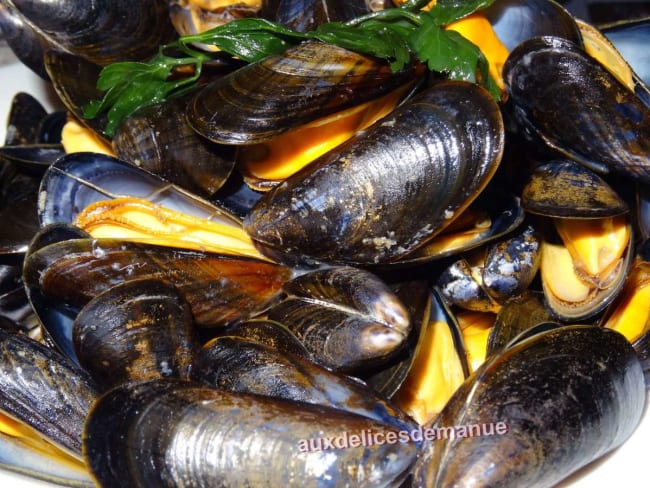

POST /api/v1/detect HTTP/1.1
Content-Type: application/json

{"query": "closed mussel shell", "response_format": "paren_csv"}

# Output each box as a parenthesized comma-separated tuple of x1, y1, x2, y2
(413, 325, 646, 487)
(112, 93, 236, 198)
(503, 36, 650, 183)
(192, 335, 416, 431)
(73, 278, 198, 391)
(84, 380, 417, 487)
(245, 80, 504, 265)
(11, 0, 177, 66)
(222, 319, 312, 360)
(266, 266, 410, 372)
(0, 328, 97, 457)
(522, 160, 628, 218)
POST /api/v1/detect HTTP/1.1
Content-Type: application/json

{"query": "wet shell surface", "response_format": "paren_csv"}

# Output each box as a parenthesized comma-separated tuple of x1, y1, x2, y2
(188, 40, 423, 144)
(244, 80, 504, 265)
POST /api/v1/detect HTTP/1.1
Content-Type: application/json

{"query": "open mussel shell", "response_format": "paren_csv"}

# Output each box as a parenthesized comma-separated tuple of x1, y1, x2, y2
(503, 36, 650, 183)
(84, 379, 417, 487)
(10, 0, 177, 66)
(245, 80, 504, 265)
(0, 328, 97, 457)
(540, 219, 633, 322)
(38, 153, 243, 228)
(390, 287, 471, 426)
(23, 237, 291, 328)
(483, 0, 583, 51)
(73, 278, 198, 391)
(266, 266, 411, 372)
(413, 325, 646, 487)
(192, 335, 416, 432)
(188, 40, 424, 145)
(112, 93, 236, 198)
(522, 160, 629, 218)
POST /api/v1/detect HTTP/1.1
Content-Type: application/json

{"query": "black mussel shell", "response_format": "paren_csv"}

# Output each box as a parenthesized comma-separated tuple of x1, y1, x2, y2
(414, 325, 646, 487)
(504, 36, 650, 183)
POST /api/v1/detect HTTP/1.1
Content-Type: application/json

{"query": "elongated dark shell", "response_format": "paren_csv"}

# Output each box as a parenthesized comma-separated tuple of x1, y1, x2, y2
(413, 325, 646, 487)
(266, 266, 410, 371)
(0, 328, 97, 456)
(188, 40, 423, 144)
(245, 81, 504, 265)
(73, 278, 198, 391)
(11, 0, 177, 65)
(0, 0, 51, 79)
(504, 36, 650, 183)
(192, 336, 415, 431)
(43, 51, 107, 136)
(84, 380, 417, 487)
(112, 93, 236, 198)
(23, 238, 291, 327)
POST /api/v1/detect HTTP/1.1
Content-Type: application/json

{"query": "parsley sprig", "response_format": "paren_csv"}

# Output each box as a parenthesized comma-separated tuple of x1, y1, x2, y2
(84, 0, 498, 136)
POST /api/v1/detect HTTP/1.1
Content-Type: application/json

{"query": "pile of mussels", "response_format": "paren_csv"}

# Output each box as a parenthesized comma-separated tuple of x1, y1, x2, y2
(1, 0, 650, 486)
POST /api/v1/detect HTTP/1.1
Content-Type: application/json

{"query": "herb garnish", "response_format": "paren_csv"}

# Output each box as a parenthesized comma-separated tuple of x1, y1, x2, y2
(84, 0, 498, 136)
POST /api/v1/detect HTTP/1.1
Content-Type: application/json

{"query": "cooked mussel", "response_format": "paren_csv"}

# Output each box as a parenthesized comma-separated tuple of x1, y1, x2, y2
(483, 0, 583, 51)
(540, 215, 632, 321)
(521, 160, 629, 218)
(503, 36, 650, 183)
(23, 237, 291, 328)
(192, 335, 416, 431)
(266, 266, 411, 372)
(9, 0, 178, 66)
(413, 325, 646, 487)
(112, 93, 236, 198)
(188, 40, 423, 145)
(73, 278, 198, 391)
(245, 80, 504, 265)
(0, 327, 96, 486)
(84, 379, 417, 487)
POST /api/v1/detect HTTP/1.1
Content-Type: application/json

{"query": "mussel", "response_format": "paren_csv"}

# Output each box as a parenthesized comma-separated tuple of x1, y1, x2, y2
(245, 80, 504, 265)
(84, 380, 417, 487)
(413, 325, 646, 487)
(503, 36, 650, 183)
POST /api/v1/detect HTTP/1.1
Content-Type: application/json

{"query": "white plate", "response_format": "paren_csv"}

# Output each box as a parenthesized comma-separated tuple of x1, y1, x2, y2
(0, 49, 648, 488)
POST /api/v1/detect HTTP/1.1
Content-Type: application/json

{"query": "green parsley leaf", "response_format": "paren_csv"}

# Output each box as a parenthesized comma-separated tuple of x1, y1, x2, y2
(427, 0, 497, 26)
(84, 0, 502, 136)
